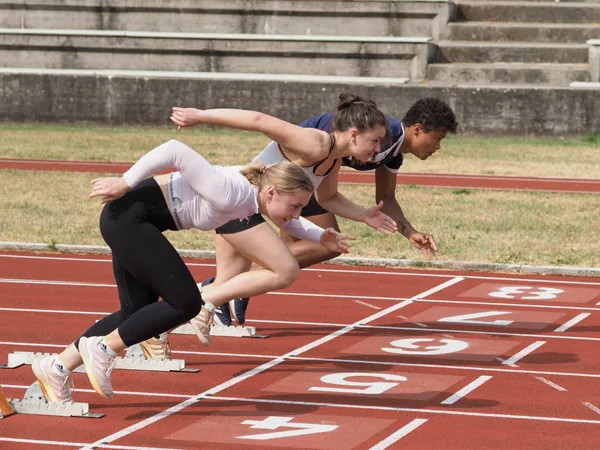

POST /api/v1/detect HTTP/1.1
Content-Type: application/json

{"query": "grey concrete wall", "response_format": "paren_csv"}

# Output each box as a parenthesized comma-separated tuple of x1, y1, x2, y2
(1, 71, 598, 136)
(0, 0, 455, 39)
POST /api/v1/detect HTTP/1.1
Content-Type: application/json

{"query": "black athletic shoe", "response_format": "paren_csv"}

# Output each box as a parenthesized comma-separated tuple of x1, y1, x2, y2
(229, 297, 250, 325)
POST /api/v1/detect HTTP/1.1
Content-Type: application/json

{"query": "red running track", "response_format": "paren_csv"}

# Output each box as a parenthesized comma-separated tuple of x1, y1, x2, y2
(1, 251, 600, 449)
(2, 158, 600, 193)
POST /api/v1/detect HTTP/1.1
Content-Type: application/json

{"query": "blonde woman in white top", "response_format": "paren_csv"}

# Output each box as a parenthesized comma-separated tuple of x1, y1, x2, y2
(30, 139, 356, 404)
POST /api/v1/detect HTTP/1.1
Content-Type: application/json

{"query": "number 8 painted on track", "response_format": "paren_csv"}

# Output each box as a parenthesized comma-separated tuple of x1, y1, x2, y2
(488, 286, 564, 300)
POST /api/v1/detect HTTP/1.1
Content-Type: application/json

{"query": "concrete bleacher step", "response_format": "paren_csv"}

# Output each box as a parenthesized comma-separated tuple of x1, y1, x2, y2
(0, 68, 410, 86)
(458, 1, 600, 24)
(436, 40, 588, 64)
(0, 28, 432, 80)
(447, 22, 600, 43)
(0, 0, 452, 39)
(427, 62, 590, 85)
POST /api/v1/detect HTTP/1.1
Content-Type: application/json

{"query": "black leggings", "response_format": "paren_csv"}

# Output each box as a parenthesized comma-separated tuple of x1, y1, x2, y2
(76, 178, 203, 348)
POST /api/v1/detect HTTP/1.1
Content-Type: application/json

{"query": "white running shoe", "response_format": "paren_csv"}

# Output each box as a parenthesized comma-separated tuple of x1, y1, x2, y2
(31, 355, 74, 404)
(190, 302, 216, 347)
(79, 336, 116, 399)
(140, 333, 172, 360)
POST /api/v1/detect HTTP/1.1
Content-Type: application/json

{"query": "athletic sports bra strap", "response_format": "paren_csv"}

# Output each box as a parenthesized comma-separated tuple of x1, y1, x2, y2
(328, 132, 336, 154)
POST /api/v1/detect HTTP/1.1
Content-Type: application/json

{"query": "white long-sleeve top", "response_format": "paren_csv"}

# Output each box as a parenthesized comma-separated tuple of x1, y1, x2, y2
(122, 140, 325, 244)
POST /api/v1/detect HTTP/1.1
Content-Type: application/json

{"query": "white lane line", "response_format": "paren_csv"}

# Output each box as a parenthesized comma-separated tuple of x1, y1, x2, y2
(1, 383, 191, 399)
(0, 306, 106, 315)
(4, 340, 600, 379)
(209, 395, 600, 425)
(2, 307, 599, 342)
(414, 322, 428, 328)
(78, 277, 463, 450)
(583, 402, 600, 415)
(7, 381, 598, 426)
(440, 376, 493, 405)
(8, 277, 600, 312)
(7, 382, 600, 425)
(535, 377, 567, 392)
(502, 341, 546, 366)
(2, 253, 600, 286)
(353, 300, 382, 310)
(369, 419, 428, 449)
(554, 313, 590, 332)
(0, 437, 180, 450)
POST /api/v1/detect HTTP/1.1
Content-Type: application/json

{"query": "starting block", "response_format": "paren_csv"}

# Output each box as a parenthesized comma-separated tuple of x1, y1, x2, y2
(0, 382, 104, 419)
(172, 323, 268, 338)
(0, 386, 15, 418)
(1, 343, 199, 373)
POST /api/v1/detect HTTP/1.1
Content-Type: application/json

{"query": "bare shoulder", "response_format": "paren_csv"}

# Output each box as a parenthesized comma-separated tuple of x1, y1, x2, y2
(282, 128, 330, 164)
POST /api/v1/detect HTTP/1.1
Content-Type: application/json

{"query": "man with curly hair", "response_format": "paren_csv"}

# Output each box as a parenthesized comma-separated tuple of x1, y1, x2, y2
(215, 97, 459, 326)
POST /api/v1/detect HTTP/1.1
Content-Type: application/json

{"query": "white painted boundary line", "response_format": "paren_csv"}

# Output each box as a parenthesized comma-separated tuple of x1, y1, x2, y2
(78, 277, 464, 450)
(4, 382, 600, 426)
(4, 341, 600, 379)
(440, 376, 492, 405)
(7, 384, 600, 426)
(502, 341, 546, 367)
(1, 383, 191, 399)
(535, 377, 567, 392)
(583, 402, 600, 416)
(208, 395, 600, 425)
(554, 313, 591, 332)
(4, 277, 600, 312)
(369, 419, 428, 449)
(2, 249, 600, 281)
(0, 437, 180, 450)
(3, 306, 600, 342)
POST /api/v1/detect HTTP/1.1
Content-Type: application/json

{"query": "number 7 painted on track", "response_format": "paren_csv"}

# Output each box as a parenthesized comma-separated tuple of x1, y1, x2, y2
(438, 311, 514, 326)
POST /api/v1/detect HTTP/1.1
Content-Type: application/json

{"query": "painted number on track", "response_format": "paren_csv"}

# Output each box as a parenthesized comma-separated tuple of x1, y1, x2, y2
(488, 286, 564, 300)
(236, 416, 338, 440)
(438, 311, 514, 326)
(382, 338, 469, 355)
(309, 372, 407, 394)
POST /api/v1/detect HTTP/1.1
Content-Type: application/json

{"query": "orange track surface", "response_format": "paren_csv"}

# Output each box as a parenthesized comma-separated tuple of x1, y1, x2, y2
(2, 158, 600, 193)
(1, 251, 600, 449)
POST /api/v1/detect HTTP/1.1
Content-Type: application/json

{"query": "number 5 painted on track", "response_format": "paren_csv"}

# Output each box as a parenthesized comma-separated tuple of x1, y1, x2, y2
(309, 372, 407, 394)
(236, 416, 338, 440)
(438, 311, 514, 326)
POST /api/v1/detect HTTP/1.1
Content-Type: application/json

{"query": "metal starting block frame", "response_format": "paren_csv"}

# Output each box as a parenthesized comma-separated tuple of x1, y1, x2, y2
(1, 344, 199, 373)
(172, 323, 268, 338)
(1, 382, 104, 419)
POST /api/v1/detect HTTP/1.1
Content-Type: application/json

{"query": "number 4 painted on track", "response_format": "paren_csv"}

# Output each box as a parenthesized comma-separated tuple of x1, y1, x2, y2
(236, 416, 338, 440)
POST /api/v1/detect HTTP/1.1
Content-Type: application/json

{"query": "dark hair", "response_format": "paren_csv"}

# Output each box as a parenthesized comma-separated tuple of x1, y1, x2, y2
(402, 98, 458, 133)
(333, 93, 388, 133)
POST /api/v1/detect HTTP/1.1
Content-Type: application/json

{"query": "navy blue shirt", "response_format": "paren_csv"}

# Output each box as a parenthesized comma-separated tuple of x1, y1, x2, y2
(299, 113, 404, 173)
